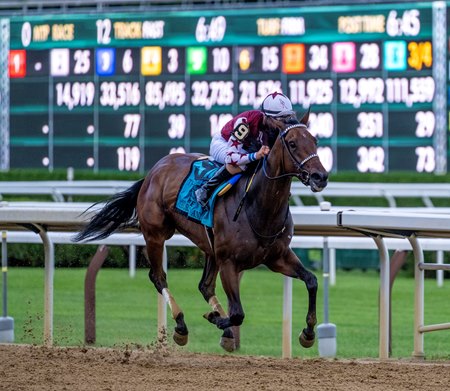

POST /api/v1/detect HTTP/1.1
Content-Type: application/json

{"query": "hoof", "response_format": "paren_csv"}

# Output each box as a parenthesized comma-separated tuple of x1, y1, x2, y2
(299, 330, 315, 348)
(220, 336, 235, 352)
(203, 311, 220, 324)
(173, 330, 188, 346)
(220, 328, 235, 352)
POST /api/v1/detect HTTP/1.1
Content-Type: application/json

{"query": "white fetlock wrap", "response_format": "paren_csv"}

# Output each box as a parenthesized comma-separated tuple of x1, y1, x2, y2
(162, 288, 182, 319)
(208, 296, 227, 317)
(162, 288, 171, 307)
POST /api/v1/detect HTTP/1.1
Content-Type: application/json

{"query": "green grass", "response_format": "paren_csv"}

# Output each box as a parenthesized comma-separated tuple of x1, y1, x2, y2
(3, 267, 450, 359)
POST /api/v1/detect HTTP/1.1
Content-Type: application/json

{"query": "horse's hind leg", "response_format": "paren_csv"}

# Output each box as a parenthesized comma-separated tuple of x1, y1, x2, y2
(266, 249, 317, 348)
(198, 254, 235, 352)
(144, 236, 188, 346)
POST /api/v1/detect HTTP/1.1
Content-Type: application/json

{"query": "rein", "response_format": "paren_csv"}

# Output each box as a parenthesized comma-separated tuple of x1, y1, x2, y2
(233, 160, 289, 243)
(245, 203, 290, 244)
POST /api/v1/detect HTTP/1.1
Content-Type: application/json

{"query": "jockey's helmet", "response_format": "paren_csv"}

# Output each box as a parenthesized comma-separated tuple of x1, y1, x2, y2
(261, 92, 295, 118)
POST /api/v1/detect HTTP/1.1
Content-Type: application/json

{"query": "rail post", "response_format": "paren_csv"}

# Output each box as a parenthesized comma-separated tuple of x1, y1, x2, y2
(317, 237, 337, 357)
(85, 245, 109, 344)
(0, 231, 14, 343)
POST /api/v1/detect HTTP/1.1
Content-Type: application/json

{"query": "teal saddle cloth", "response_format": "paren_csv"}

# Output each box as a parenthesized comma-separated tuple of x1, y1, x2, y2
(175, 159, 240, 228)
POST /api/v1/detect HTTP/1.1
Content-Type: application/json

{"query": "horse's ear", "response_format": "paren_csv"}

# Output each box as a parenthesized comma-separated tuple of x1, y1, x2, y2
(300, 107, 311, 126)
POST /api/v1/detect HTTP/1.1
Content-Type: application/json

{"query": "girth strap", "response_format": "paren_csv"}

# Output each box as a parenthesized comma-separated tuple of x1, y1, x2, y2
(204, 226, 215, 252)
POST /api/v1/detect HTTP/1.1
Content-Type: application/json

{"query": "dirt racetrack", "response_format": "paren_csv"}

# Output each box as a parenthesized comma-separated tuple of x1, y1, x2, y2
(1, 344, 450, 391)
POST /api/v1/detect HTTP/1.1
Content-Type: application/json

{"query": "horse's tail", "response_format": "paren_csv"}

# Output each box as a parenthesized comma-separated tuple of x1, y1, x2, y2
(73, 178, 145, 242)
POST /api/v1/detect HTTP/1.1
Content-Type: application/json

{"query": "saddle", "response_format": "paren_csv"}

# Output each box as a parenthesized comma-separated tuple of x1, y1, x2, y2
(175, 158, 241, 227)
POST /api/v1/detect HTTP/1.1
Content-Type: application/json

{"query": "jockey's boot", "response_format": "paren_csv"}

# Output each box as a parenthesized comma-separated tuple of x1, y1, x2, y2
(195, 165, 233, 208)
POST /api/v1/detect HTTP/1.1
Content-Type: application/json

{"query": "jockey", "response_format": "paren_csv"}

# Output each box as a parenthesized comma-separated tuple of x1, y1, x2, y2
(195, 91, 298, 208)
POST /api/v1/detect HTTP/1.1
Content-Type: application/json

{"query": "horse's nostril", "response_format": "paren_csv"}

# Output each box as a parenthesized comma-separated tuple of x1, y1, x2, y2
(311, 172, 328, 183)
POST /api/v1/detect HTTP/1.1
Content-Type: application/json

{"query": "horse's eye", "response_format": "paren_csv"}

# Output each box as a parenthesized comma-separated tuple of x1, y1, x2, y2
(288, 141, 296, 149)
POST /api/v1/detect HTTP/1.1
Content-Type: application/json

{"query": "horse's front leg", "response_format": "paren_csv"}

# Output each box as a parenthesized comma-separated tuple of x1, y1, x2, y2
(213, 260, 245, 330)
(144, 236, 188, 346)
(266, 249, 318, 348)
(198, 254, 236, 352)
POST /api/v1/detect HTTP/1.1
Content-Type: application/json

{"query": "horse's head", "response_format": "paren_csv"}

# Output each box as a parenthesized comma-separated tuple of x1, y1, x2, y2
(264, 110, 328, 192)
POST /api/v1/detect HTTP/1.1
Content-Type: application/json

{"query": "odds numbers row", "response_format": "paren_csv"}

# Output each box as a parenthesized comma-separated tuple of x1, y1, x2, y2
(49, 77, 435, 112)
(10, 39, 432, 76)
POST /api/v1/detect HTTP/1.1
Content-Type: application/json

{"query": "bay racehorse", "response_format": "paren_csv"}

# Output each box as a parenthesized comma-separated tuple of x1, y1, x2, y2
(74, 110, 328, 352)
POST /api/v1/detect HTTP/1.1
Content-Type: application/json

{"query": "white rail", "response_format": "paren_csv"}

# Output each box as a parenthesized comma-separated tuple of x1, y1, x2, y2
(1, 180, 450, 207)
(1, 202, 450, 360)
(0, 181, 133, 202)
(290, 181, 450, 207)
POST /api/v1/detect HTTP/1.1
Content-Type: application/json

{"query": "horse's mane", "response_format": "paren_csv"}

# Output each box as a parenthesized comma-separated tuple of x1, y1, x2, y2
(263, 113, 300, 148)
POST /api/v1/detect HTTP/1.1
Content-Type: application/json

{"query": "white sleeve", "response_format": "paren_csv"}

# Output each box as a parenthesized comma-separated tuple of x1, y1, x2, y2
(224, 134, 257, 167)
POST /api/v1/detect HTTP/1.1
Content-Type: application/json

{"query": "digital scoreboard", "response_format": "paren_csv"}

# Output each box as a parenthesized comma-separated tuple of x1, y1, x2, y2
(1, 1, 448, 174)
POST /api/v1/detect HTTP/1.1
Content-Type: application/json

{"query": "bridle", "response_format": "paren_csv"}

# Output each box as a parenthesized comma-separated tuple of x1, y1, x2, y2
(262, 123, 319, 185)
